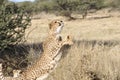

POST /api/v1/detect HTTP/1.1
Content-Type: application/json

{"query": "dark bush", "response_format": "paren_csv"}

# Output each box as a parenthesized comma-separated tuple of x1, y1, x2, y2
(76, 0, 105, 19)
(0, 3, 31, 52)
(109, 0, 120, 8)
(54, 0, 105, 19)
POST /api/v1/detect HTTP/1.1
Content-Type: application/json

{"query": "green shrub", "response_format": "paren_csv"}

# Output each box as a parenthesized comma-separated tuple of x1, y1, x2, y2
(17, 1, 35, 14)
(109, 0, 120, 8)
(33, 1, 58, 13)
(54, 0, 105, 19)
(0, 3, 31, 51)
(54, 0, 79, 19)
(21, 0, 105, 17)
(77, 0, 105, 18)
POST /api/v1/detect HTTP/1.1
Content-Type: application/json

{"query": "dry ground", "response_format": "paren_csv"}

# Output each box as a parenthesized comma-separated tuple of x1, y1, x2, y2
(25, 9, 120, 43)
(24, 9, 120, 80)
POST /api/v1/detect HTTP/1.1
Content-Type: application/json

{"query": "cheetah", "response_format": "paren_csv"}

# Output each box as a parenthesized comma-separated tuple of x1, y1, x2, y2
(0, 20, 73, 80)
(1, 35, 73, 80)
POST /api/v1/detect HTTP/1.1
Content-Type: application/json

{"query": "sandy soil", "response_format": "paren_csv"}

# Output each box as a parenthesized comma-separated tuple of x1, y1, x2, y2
(25, 10, 120, 43)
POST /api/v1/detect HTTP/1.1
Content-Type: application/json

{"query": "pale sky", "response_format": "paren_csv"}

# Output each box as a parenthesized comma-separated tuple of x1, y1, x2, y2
(9, 0, 35, 2)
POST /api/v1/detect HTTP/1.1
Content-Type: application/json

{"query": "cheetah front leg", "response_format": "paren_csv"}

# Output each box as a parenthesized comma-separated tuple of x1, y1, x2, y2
(54, 52, 62, 62)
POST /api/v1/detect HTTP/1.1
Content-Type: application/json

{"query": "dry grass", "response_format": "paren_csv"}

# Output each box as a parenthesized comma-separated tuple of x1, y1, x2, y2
(47, 42, 120, 80)
(25, 10, 120, 43)
(9, 9, 120, 80)
(24, 10, 120, 80)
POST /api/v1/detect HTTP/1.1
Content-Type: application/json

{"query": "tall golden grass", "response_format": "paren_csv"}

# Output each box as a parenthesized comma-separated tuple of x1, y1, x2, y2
(47, 41, 120, 80)
(24, 10, 120, 80)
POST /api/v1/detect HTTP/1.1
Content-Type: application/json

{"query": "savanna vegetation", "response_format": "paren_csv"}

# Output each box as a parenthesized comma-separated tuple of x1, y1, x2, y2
(0, 0, 120, 80)
(15, 0, 120, 19)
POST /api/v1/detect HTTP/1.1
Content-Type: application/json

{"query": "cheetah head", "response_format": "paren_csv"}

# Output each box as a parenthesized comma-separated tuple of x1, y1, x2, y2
(49, 19, 64, 35)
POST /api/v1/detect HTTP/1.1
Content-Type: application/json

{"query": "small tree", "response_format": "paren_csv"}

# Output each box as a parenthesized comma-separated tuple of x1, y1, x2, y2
(54, 0, 105, 19)
(109, 0, 120, 8)
(77, 0, 105, 19)
(33, 0, 57, 13)
(54, 0, 79, 20)
(17, 1, 34, 14)
(0, 3, 31, 52)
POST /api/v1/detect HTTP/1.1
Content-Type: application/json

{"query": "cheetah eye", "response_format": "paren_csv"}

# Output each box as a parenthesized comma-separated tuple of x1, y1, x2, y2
(54, 21, 57, 23)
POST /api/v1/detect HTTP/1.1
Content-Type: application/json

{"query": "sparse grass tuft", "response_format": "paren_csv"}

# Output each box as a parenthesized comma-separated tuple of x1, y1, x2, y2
(47, 41, 120, 80)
